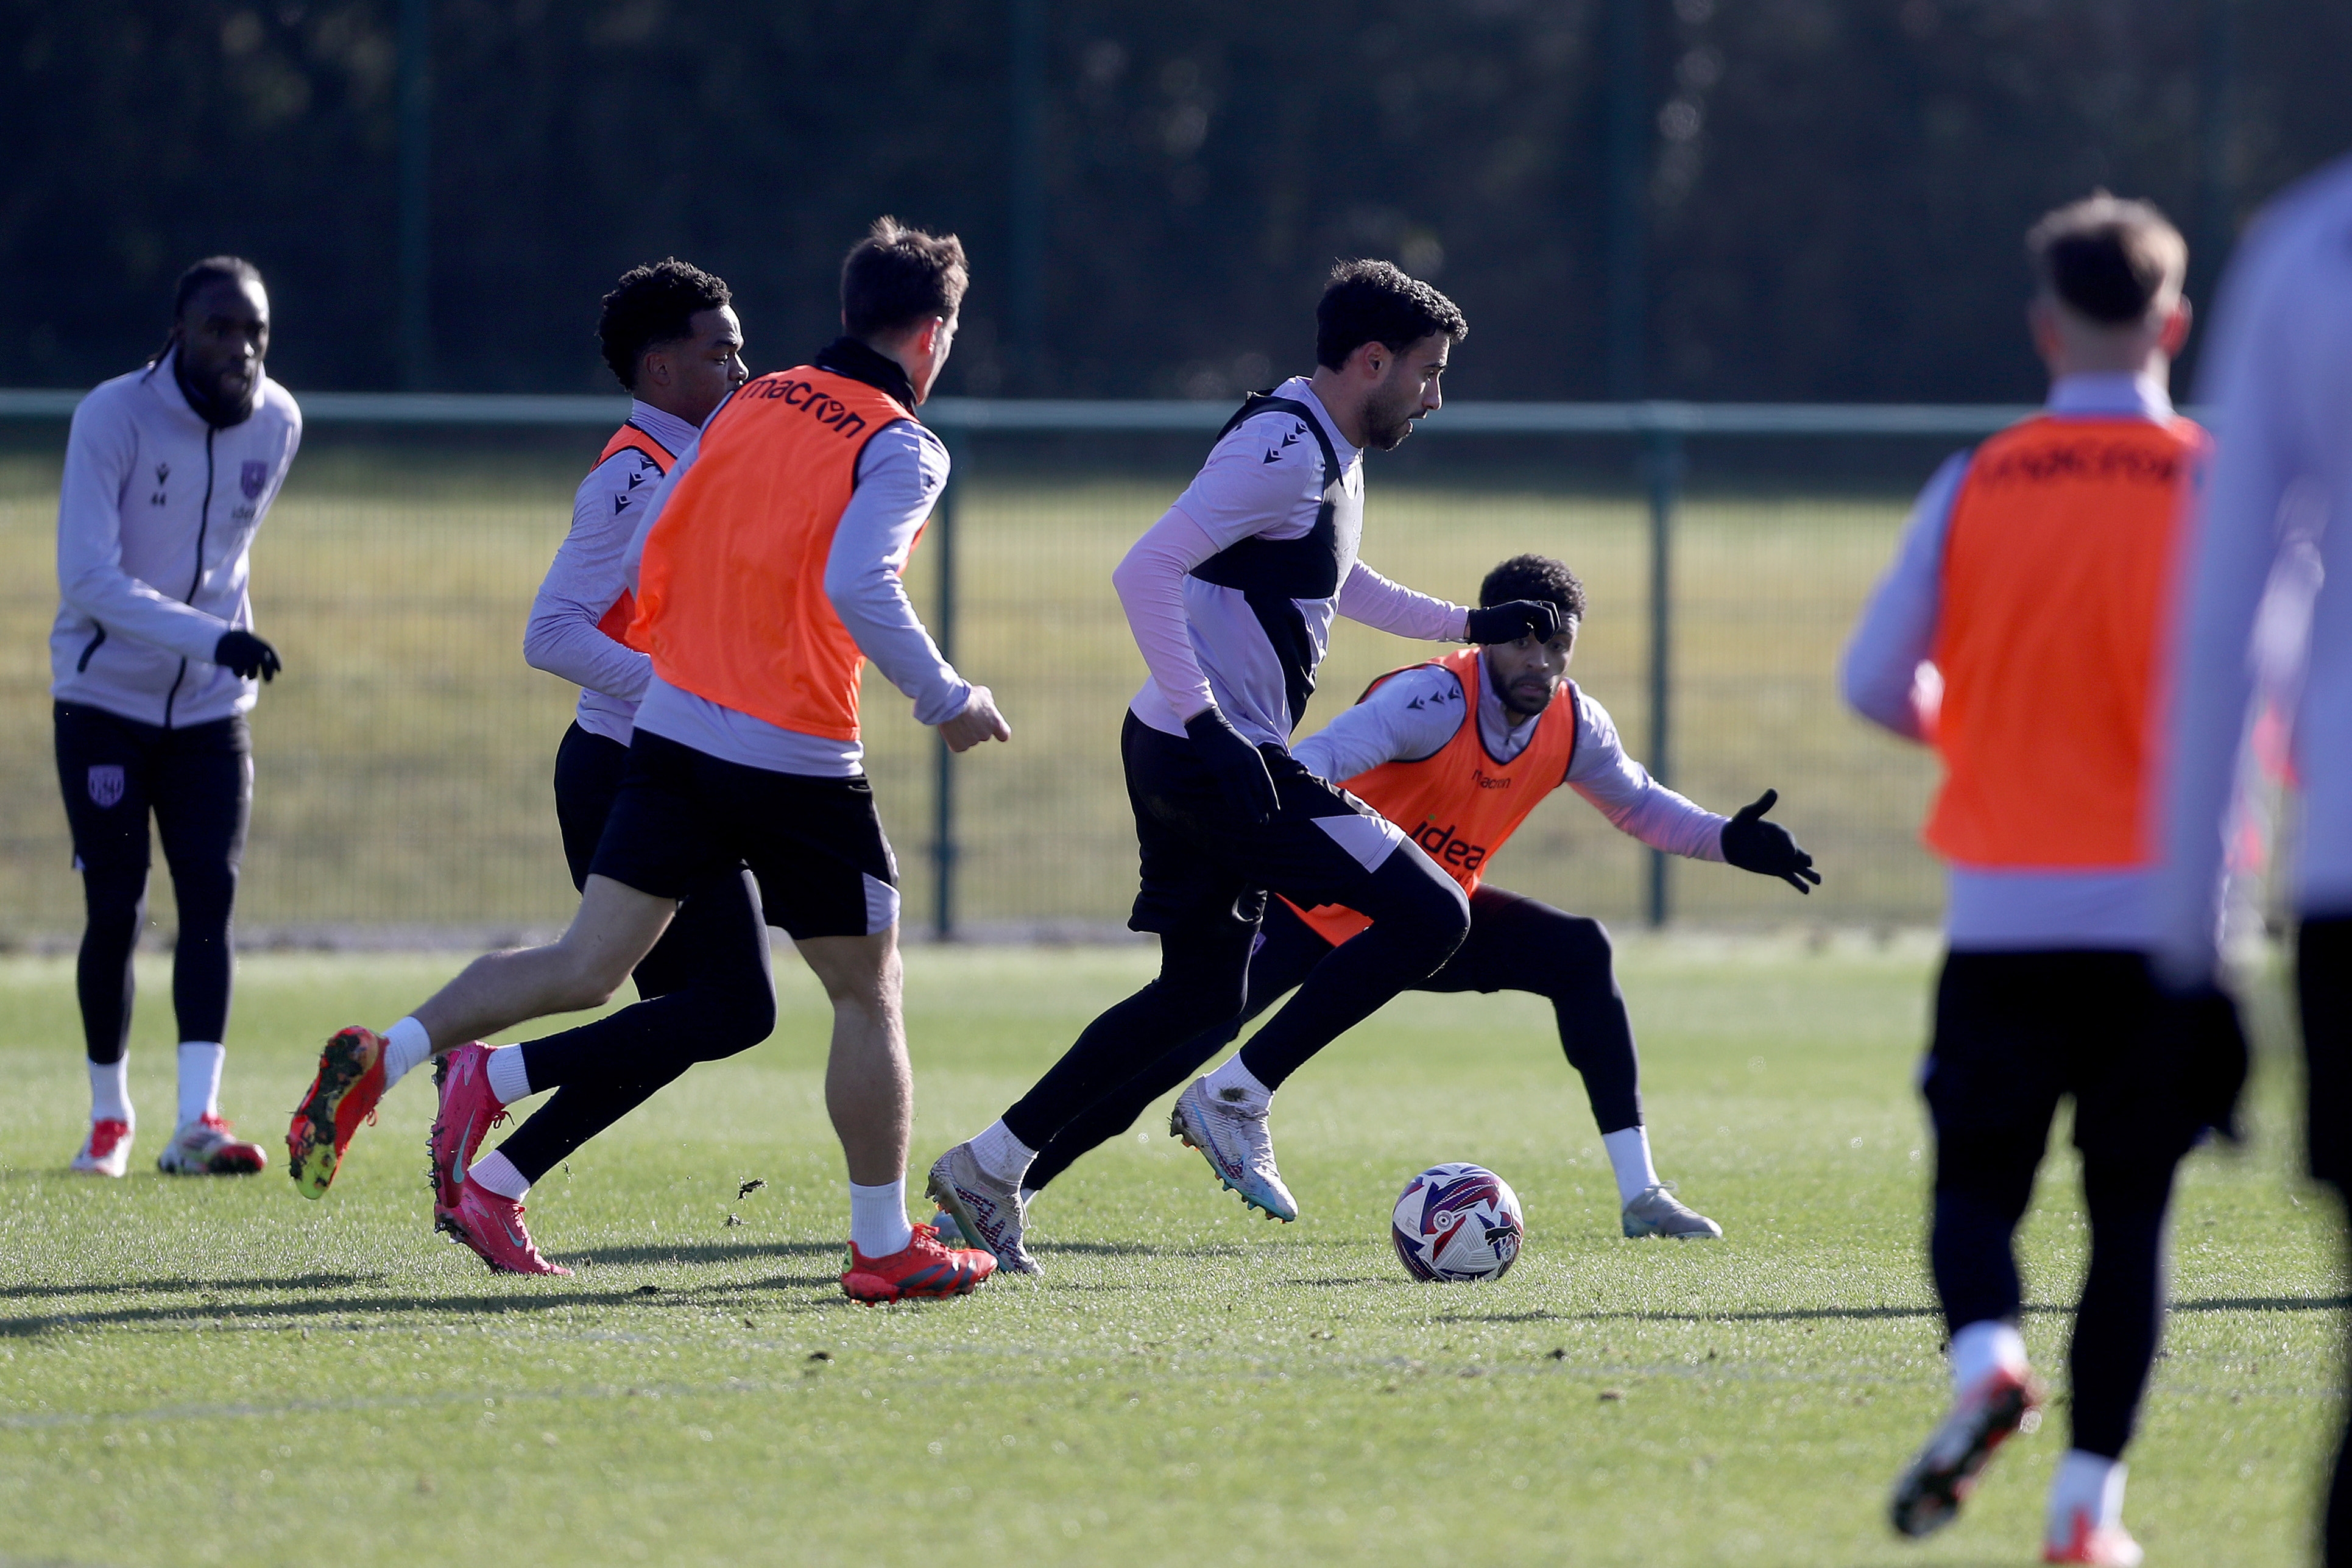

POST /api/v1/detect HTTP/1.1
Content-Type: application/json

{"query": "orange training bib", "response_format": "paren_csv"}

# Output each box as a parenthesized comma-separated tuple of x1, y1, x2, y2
(628, 369, 913, 740)
(1924, 412, 2207, 869)
(1288, 647, 1580, 944)
(593, 422, 678, 650)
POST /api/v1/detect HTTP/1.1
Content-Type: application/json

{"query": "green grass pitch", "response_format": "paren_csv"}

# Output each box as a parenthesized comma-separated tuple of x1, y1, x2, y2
(0, 941, 2337, 1567)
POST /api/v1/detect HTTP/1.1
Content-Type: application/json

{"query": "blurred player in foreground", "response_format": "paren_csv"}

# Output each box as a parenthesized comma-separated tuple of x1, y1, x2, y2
(2152, 151, 2352, 1568)
(398, 259, 768, 1273)
(1845, 194, 2238, 1565)
(977, 553, 1815, 1244)
(52, 256, 300, 1178)
(928, 261, 1566, 1273)
(290, 220, 1008, 1302)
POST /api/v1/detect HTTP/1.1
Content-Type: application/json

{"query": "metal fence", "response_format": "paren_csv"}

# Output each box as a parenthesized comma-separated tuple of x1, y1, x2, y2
(0, 391, 2032, 946)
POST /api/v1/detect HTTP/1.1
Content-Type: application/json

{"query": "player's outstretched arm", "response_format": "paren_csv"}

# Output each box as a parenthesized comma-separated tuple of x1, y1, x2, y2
(1719, 788, 1821, 893)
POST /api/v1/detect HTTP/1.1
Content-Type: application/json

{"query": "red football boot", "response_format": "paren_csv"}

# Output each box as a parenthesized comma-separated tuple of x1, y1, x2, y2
(841, 1221, 996, 1303)
(443, 1176, 571, 1276)
(428, 1043, 506, 1215)
(287, 1026, 388, 1199)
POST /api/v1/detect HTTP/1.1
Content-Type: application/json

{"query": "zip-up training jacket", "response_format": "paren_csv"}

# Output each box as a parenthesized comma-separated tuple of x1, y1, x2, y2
(50, 352, 303, 728)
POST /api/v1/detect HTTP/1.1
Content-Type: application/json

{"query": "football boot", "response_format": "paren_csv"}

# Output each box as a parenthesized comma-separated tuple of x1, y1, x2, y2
(841, 1221, 996, 1303)
(927, 1142, 1042, 1274)
(157, 1115, 268, 1175)
(1170, 1077, 1297, 1221)
(69, 1118, 133, 1178)
(287, 1025, 389, 1198)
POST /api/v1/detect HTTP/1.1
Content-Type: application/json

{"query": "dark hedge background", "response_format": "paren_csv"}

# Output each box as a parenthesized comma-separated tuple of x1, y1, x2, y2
(5, 0, 2347, 400)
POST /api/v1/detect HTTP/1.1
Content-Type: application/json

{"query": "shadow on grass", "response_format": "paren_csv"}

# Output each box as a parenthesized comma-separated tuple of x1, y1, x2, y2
(545, 1240, 842, 1266)
(1, 1273, 386, 1302)
(1430, 1293, 2350, 1327)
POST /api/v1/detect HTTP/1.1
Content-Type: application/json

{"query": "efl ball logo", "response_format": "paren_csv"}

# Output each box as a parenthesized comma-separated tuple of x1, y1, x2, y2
(1391, 1162, 1525, 1283)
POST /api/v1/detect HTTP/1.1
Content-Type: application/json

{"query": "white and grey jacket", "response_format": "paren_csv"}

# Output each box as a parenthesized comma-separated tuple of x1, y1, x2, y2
(49, 353, 303, 728)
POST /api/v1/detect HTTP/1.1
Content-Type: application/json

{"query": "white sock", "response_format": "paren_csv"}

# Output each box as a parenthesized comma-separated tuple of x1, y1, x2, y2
(467, 1148, 530, 1201)
(1201, 1054, 1273, 1117)
(850, 1177, 914, 1257)
(381, 1016, 434, 1090)
(1601, 1125, 1661, 1206)
(1949, 1319, 2030, 1397)
(1019, 1186, 1040, 1208)
(967, 1118, 1037, 1188)
(88, 1058, 132, 1126)
(484, 1044, 532, 1105)
(175, 1041, 225, 1128)
(2047, 1450, 2127, 1537)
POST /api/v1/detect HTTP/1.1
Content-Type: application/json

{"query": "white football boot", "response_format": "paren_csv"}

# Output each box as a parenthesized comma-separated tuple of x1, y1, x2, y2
(155, 1114, 268, 1175)
(1170, 1077, 1297, 1221)
(70, 1118, 133, 1178)
(926, 1143, 1041, 1274)
(1621, 1183, 1723, 1238)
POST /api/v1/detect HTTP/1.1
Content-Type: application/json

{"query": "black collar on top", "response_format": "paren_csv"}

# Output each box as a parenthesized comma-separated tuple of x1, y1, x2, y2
(812, 336, 917, 409)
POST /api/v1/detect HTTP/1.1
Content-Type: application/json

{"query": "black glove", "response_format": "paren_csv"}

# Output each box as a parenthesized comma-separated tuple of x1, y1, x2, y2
(1719, 788, 1820, 893)
(1185, 708, 1279, 827)
(213, 630, 281, 682)
(2155, 983, 2252, 1146)
(1464, 599, 1561, 646)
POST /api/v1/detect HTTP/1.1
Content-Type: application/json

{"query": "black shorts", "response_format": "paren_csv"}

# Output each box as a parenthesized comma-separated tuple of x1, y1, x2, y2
(1923, 949, 2203, 1176)
(588, 727, 898, 942)
(1121, 710, 1407, 938)
(54, 700, 252, 877)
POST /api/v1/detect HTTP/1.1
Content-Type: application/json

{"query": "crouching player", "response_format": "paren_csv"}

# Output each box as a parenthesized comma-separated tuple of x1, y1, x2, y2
(288, 220, 1010, 1303)
(983, 554, 1816, 1242)
(1846, 194, 2235, 1564)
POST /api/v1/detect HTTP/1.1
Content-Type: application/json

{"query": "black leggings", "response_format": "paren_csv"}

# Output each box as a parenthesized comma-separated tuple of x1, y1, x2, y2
(1922, 950, 2199, 1460)
(1025, 886, 1640, 1192)
(2299, 916, 2352, 1568)
(487, 725, 775, 1184)
(54, 702, 250, 1062)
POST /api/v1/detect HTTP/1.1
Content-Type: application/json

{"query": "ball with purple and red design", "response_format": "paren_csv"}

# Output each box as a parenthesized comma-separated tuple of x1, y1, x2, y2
(1390, 1162, 1525, 1282)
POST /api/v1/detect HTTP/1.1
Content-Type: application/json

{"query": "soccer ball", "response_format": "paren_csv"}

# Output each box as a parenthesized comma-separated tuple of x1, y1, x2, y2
(1390, 1163, 1524, 1282)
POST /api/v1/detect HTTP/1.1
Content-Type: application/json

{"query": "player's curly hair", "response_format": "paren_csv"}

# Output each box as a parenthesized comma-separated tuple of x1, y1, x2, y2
(1480, 554, 1586, 626)
(1315, 260, 1467, 370)
(598, 258, 732, 390)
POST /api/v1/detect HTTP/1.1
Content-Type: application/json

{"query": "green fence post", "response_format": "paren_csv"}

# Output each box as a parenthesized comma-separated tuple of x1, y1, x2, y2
(932, 433, 962, 941)
(1644, 418, 1685, 929)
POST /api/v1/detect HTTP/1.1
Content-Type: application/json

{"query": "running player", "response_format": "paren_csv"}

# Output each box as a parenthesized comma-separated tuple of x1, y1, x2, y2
(2153, 151, 2352, 1568)
(53, 256, 298, 1179)
(983, 553, 1816, 1243)
(1845, 194, 2219, 1565)
(403, 259, 771, 1268)
(927, 261, 1566, 1273)
(289, 219, 1007, 1302)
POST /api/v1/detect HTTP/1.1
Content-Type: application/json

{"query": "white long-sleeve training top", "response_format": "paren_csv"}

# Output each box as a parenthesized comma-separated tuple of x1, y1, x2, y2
(2155, 152, 2352, 980)
(1839, 372, 2181, 951)
(622, 412, 972, 777)
(1117, 376, 1470, 749)
(50, 353, 302, 729)
(523, 399, 702, 744)
(1292, 660, 1729, 861)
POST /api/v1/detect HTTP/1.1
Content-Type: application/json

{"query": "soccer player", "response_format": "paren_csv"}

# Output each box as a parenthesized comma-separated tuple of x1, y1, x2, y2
(289, 219, 1008, 1302)
(2152, 152, 2352, 1568)
(52, 256, 298, 1179)
(398, 258, 770, 1264)
(927, 261, 1567, 1273)
(1844, 194, 2220, 1566)
(982, 553, 1817, 1243)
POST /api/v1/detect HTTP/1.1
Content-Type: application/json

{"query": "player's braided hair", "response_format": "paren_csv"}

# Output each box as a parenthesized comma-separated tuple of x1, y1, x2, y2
(1480, 554, 1586, 627)
(1315, 260, 1467, 370)
(147, 255, 264, 366)
(598, 258, 732, 390)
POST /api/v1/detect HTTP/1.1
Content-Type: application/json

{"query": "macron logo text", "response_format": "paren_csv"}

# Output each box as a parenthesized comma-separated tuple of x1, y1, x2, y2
(743, 376, 871, 439)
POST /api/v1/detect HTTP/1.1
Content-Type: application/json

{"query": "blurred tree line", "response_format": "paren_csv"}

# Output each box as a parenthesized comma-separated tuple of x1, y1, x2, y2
(5, 0, 2347, 401)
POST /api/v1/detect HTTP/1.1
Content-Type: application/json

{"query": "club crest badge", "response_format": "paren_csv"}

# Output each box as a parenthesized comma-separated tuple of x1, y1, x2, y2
(87, 765, 125, 808)
(241, 460, 268, 500)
